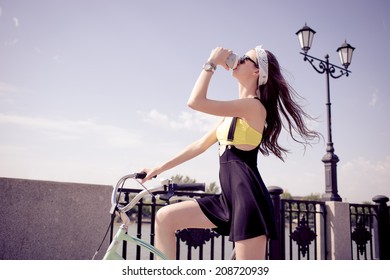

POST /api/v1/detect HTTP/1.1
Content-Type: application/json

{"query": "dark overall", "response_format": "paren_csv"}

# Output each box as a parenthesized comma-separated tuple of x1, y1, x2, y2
(197, 145, 277, 242)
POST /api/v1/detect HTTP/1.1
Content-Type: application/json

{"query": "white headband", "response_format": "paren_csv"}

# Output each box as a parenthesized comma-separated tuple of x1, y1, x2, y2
(255, 45, 268, 86)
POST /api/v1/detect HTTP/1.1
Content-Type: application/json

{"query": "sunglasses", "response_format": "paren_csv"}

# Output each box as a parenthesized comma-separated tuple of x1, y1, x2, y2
(239, 55, 258, 68)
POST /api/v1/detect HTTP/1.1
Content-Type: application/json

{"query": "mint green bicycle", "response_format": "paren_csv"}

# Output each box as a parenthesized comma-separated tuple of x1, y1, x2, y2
(96, 172, 208, 260)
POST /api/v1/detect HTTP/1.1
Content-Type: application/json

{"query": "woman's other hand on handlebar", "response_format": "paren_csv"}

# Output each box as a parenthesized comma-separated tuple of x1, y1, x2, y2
(139, 167, 159, 183)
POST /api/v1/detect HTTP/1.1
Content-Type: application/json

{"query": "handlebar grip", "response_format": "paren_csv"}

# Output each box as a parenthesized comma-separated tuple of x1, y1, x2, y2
(135, 172, 147, 179)
(135, 172, 157, 180)
(173, 183, 205, 192)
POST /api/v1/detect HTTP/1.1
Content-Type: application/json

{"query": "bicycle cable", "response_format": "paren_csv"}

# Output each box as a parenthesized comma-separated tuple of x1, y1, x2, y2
(91, 178, 126, 260)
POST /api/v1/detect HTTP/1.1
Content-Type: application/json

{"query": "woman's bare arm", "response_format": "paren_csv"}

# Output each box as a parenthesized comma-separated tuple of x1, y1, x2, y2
(141, 122, 220, 182)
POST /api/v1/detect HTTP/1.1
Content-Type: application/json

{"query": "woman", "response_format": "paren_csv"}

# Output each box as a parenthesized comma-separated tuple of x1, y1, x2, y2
(141, 46, 319, 260)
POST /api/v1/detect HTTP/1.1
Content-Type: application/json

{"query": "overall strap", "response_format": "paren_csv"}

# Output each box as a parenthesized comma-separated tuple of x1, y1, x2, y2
(227, 117, 237, 141)
(228, 98, 260, 142)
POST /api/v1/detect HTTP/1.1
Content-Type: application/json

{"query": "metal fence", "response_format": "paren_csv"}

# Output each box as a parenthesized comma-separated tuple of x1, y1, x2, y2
(350, 195, 390, 260)
(349, 203, 377, 259)
(110, 187, 389, 260)
(280, 199, 327, 260)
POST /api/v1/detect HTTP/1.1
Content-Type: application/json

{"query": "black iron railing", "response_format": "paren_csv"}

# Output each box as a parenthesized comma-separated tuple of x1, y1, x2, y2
(349, 203, 377, 259)
(110, 186, 389, 260)
(281, 199, 327, 260)
(268, 187, 327, 260)
(350, 196, 390, 260)
(176, 228, 229, 260)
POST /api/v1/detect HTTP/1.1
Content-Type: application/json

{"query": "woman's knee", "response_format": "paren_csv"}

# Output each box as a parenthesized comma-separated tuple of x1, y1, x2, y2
(155, 204, 176, 231)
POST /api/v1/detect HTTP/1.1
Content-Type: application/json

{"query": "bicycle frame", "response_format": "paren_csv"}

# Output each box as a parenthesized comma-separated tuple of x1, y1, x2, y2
(103, 224, 168, 260)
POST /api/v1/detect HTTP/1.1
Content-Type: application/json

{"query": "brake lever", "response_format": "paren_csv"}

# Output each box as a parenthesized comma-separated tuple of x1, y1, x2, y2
(159, 180, 174, 202)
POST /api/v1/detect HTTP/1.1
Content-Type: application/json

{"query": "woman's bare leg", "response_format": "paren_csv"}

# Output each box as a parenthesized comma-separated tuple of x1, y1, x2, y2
(235, 235, 267, 260)
(155, 200, 216, 260)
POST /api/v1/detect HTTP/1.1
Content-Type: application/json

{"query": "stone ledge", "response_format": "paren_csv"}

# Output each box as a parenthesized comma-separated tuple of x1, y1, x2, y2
(0, 177, 112, 260)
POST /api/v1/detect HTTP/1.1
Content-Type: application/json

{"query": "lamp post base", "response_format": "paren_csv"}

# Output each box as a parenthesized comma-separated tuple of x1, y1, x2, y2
(322, 192, 342, 202)
(322, 143, 342, 202)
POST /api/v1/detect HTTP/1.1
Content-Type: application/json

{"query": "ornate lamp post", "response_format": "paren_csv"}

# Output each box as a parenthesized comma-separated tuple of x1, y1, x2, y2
(296, 23, 355, 201)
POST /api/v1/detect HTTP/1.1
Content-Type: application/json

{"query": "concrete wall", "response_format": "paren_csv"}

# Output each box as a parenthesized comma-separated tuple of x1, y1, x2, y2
(0, 177, 112, 260)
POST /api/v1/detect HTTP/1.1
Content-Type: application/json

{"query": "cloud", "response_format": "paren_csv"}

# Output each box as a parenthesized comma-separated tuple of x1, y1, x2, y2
(13, 17, 19, 27)
(339, 156, 390, 203)
(52, 54, 61, 63)
(0, 114, 150, 184)
(0, 114, 141, 149)
(369, 87, 379, 107)
(4, 38, 19, 46)
(137, 109, 219, 132)
(0, 82, 28, 103)
(0, 82, 19, 96)
(52, 49, 63, 63)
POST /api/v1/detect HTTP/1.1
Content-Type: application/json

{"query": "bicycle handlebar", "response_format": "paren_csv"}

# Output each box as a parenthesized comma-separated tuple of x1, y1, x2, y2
(110, 172, 205, 213)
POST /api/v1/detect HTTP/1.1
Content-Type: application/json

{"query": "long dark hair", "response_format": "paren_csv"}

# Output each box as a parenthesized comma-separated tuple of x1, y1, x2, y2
(259, 50, 320, 161)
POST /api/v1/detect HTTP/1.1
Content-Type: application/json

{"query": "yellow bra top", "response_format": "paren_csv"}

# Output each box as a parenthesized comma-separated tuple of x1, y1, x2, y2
(216, 117, 262, 147)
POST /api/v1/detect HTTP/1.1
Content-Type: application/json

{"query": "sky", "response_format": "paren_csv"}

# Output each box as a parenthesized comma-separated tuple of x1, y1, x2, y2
(0, 0, 389, 203)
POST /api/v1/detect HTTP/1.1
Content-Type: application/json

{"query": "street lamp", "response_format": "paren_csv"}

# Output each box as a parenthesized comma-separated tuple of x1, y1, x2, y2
(296, 23, 355, 201)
